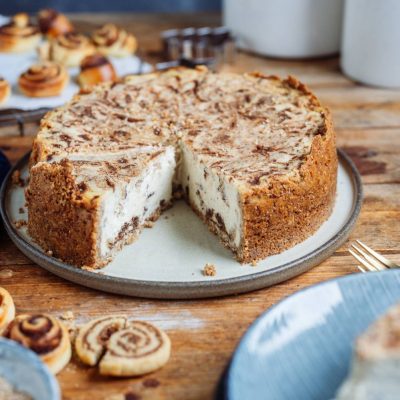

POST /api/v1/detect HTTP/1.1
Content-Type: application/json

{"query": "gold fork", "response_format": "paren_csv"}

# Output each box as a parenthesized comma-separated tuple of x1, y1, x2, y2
(349, 240, 399, 273)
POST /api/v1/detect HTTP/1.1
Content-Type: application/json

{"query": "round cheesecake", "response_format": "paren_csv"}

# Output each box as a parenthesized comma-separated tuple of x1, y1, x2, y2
(27, 67, 337, 268)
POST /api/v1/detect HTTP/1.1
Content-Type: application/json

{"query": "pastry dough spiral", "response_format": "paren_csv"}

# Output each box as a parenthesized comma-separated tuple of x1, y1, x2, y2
(38, 8, 74, 38)
(0, 287, 15, 334)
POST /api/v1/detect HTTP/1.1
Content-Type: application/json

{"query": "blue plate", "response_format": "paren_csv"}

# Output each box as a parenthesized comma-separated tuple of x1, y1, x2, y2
(225, 270, 400, 400)
(0, 338, 60, 400)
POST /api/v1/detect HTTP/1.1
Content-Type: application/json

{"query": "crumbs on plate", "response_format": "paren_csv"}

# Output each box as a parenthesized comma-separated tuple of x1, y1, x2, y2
(203, 263, 216, 277)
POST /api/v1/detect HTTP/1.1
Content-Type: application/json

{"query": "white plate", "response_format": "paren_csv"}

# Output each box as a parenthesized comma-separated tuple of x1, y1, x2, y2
(0, 150, 362, 299)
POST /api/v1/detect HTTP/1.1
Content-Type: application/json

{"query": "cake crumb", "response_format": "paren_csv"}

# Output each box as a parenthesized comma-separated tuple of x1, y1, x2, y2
(11, 170, 25, 187)
(144, 220, 154, 228)
(203, 263, 216, 277)
(19, 207, 25, 214)
(251, 260, 258, 267)
(46, 250, 53, 256)
(14, 219, 27, 229)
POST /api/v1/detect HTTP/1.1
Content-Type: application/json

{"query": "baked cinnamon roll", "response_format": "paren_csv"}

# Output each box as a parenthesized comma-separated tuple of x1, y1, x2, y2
(0, 13, 41, 53)
(78, 54, 117, 88)
(91, 24, 137, 57)
(19, 62, 69, 97)
(99, 321, 171, 376)
(40, 32, 95, 67)
(75, 316, 126, 366)
(0, 78, 11, 105)
(0, 287, 15, 335)
(38, 8, 74, 38)
(6, 314, 71, 374)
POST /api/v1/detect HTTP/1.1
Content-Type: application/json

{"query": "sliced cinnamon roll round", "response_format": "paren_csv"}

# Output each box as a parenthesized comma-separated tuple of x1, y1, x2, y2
(91, 24, 137, 58)
(0, 78, 11, 105)
(6, 313, 71, 374)
(0, 13, 41, 53)
(75, 316, 127, 366)
(78, 54, 117, 88)
(40, 32, 95, 67)
(19, 62, 69, 97)
(0, 287, 15, 335)
(38, 8, 74, 38)
(99, 321, 171, 376)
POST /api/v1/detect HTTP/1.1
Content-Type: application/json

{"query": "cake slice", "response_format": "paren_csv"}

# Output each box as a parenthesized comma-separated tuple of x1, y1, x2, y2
(336, 303, 400, 400)
(27, 148, 176, 267)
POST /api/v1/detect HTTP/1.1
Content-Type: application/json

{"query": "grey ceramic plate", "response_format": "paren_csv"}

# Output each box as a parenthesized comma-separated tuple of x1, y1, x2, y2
(0, 150, 362, 299)
(223, 270, 400, 400)
(0, 338, 60, 400)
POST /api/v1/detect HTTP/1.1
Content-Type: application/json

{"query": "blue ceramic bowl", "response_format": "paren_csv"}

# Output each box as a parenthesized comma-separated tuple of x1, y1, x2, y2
(0, 338, 60, 400)
(225, 270, 400, 400)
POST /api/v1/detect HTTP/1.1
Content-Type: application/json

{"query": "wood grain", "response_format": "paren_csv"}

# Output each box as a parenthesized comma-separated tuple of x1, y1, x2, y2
(0, 13, 400, 400)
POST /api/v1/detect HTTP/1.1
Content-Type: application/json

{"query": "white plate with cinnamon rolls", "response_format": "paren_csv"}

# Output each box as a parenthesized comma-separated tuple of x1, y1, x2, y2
(0, 13, 151, 110)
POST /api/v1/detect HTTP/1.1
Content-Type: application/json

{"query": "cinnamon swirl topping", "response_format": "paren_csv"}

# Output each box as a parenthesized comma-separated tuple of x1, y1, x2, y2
(38, 8, 74, 37)
(6, 313, 71, 374)
(99, 321, 171, 376)
(19, 62, 69, 97)
(91, 24, 137, 57)
(0, 287, 15, 335)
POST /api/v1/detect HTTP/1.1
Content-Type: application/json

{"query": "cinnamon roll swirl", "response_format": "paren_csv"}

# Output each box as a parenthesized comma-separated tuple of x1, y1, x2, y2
(18, 62, 69, 97)
(78, 54, 117, 88)
(91, 24, 137, 58)
(99, 321, 171, 376)
(40, 32, 95, 67)
(75, 316, 126, 366)
(38, 9, 74, 38)
(0, 13, 41, 53)
(5, 314, 71, 374)
(0, 287, 15, 335)
(0, 78, 11, 105)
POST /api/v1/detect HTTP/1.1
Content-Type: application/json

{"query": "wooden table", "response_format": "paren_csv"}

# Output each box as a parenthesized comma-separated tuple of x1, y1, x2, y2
(1, 13, 399, 400)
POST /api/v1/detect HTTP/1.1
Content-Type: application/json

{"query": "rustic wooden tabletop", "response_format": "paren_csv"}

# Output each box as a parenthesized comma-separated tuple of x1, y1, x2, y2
(0, 13, 399, 400)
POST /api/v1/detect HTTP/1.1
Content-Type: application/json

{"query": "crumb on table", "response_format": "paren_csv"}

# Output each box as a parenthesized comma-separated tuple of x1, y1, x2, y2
(203, 263, 216, 277)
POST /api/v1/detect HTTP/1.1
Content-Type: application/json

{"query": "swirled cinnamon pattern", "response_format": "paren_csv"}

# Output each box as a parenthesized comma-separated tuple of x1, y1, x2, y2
(18, 62, 69, 97)
(0, 13, 41, 53)
(0, 287, 15, 335)
(75, 315, 127, 366)
(6, 314, 71, 374)
(38, 8, 74, 38)
(78, 54, 117, 87)
(48, 32, 95, 67)
(99, 321, 171, 376)
(91, 24, 137, 57)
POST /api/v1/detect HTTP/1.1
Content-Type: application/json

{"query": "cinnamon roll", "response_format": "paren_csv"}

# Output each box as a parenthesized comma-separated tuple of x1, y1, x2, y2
(0, 287, 15, 335)
(91, 24, 137, 58)
(78, 54, 117, 88)
(99, 321, 171, 376)
(0, 13, 41, 53)
(5, 313, 71, 374)
(75, 316, 127, 366)
(0, 78, 11, 105)
(40, 32, 95, 67)
(18, 62, 69, 97)
(38, 8, 74, 38)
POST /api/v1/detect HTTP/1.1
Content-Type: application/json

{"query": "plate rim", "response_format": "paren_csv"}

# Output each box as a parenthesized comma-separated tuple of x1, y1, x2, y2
(224, 269, 400, 400)
(0, 149, 363, 299)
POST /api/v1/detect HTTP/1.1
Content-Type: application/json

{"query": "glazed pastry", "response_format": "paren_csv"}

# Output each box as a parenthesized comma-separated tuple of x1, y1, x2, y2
(40, 32, 95, 67)
(99, 321, 171, 376)
(0, 287, 15, 335)
(6, 313, 71, 374)
(38, 8, 74, 38)
(91, 24, 137, 57)
(75, 316, 126, 366)
(19, 62, 69, 97)
(78, 54, 117, 88)
(0, 13, 41, 53)
(0, 78, 11, 105)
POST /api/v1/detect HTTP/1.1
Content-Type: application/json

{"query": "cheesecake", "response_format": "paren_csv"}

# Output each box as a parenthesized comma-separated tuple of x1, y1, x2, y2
(336, 303, 400, 400)
(26, 67, 337, 268)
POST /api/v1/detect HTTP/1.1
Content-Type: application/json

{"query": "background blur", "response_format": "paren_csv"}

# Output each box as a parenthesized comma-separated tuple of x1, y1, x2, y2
(1, 0, 222, 14)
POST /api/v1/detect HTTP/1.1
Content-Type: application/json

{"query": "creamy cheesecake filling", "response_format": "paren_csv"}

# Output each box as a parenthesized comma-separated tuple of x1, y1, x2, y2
(98, 147, 175, 257)
(180, 142, 243, 250)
